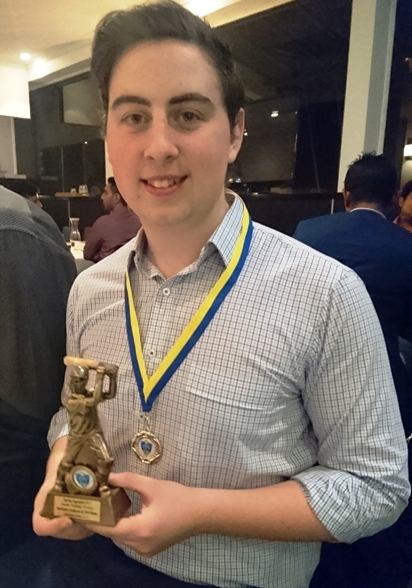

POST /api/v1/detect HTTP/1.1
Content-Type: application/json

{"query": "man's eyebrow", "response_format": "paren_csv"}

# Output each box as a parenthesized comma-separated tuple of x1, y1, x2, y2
(169, 93, 214, 107)
(110, 95, 151, 110)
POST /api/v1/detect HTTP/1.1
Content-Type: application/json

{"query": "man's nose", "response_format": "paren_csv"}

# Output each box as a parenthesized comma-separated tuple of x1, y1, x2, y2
(143, 118, 179, 163)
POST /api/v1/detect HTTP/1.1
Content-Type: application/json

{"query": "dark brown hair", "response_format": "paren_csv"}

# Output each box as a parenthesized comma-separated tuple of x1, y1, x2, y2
(91, 1, 244, 130)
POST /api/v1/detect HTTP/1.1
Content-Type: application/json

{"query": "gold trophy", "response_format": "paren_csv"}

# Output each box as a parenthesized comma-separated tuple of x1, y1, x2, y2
(42, 357, 131, 526)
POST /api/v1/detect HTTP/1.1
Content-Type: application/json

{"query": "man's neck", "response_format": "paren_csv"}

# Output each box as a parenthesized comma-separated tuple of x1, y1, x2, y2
(348, 202, 386, 217)
(111, 202, 126, 214)
(399, 210, 412, 228)
(143, 201, 230, 279)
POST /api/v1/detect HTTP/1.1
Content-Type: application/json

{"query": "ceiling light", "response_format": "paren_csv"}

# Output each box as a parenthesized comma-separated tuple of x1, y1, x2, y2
(271, 110, 279, 118)
(30, 58, 49, 79)
(20, 53, 31, 61)
(404, 144, 412, 158)
(185, 0, 227, 17)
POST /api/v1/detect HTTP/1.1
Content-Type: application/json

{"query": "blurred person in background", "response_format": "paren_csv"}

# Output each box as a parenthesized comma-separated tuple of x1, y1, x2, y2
(0, 178, 43, 208)
(83, 176, 141, 262)
(394, 179, 412, 233)
(0, 185, 77, 557)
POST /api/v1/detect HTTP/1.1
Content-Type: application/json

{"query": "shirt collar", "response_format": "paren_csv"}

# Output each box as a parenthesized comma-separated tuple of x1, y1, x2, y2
(349, 207, 386, 220)
(128, 190, 244, 274)
(204, 189, 243, 268)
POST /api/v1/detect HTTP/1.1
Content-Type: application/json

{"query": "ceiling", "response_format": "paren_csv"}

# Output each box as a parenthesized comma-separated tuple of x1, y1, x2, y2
(0, 0, 292, 77)
(2, 0, 411, 107)
(1, 0, 132, 68)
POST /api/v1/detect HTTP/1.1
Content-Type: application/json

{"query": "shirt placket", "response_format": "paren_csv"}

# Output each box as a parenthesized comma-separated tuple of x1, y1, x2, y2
(143, 278, 177, 378)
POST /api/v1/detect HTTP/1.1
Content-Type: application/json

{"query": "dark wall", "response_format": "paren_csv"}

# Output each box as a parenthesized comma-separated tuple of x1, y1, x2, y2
(41, 196, 105, 238)
(242, 192, 342, 236)
(294, 101, 343, 193)
(40, 140, 105, 195)
(30, 85, 102, 149)
(235, 99, 297, 184)
(384, 0, 412, 171)
(14, 118, 37, 178)
(14, 84, 105, 196)
(231, 99, 343, 193)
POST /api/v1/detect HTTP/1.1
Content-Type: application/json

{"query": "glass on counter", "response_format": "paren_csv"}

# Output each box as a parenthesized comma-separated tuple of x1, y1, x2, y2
(69, 217, 81, 247)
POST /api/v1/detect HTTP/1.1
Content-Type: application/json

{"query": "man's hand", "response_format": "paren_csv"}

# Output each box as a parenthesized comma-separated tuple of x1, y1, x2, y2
(32, 435, 94, 541)
(32, 478, 94, 541)
(86, 472, 335, 555)
(86, 472, 204, 556)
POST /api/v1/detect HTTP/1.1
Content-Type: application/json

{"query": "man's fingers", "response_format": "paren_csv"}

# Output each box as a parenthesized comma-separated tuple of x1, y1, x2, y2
(34, 516, 94, 540)
(85, 514, 134, 539)
(33, 514, 73, 537)
(108, 471, 149, 493)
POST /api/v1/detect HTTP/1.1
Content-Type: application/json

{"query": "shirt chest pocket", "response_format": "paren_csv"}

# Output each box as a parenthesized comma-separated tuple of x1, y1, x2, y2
(184, 356, 303, 418)
(177, 359, 308, 473)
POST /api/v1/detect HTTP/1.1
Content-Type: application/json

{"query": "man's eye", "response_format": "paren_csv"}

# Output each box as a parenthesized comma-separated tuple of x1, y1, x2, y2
(122, 113, 145, 125)
(129, 114, 143, 124)
(181, 112, 199, 122)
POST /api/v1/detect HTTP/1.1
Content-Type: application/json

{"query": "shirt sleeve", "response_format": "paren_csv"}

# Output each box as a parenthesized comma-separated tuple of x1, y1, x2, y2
(292, 269, 410, 543)
(83, 218, 105, 262)
(293, 220, 311, 242)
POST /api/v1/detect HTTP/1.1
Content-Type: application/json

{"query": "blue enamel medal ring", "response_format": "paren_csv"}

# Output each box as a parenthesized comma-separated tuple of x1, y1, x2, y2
(132, 414, 162, 464)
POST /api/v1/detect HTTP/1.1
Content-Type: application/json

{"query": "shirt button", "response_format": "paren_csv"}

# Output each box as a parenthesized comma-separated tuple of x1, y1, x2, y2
(163, 287, 171, 296)
(148, 349, 156, 358)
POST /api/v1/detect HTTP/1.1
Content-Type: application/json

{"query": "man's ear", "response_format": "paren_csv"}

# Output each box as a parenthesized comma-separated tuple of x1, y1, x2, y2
(342, 189, 351, 211)
(228, 108, 245, 164)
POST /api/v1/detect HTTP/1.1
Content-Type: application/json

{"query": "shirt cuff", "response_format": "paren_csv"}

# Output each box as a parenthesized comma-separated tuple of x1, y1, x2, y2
(292, 464, 409, 543)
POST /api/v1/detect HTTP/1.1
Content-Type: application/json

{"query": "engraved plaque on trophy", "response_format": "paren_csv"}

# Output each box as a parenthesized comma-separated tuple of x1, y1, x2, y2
(41, 356, 131, 526)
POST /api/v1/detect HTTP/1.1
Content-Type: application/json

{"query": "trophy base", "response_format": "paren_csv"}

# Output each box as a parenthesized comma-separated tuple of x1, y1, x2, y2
(41, 486, 131, 526)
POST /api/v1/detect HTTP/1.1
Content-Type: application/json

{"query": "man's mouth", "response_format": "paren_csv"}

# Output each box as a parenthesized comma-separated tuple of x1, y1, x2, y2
(145, 178, 180, 189)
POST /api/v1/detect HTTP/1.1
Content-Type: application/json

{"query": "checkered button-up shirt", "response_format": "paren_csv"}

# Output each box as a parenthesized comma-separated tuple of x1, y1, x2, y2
(49, 194, 409, 588)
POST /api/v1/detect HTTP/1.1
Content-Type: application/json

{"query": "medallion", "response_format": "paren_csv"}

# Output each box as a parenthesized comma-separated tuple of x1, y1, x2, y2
(69, 465, 98, 495)
(132, 430, 162, 464)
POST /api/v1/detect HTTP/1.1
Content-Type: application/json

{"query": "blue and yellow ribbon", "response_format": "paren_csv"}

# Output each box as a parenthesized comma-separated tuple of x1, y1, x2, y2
(125, 201, 253, 411)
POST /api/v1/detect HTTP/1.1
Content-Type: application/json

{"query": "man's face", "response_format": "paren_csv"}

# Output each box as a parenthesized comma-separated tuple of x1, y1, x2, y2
(101, 182, 117, 211)
(105, 40, 244, 232)
(28, 194, 43, 208)
(400, 190, 412, 217)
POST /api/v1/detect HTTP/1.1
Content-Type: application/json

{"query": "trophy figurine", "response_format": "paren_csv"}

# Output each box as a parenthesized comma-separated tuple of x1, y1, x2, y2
(42, 356, 131, 526)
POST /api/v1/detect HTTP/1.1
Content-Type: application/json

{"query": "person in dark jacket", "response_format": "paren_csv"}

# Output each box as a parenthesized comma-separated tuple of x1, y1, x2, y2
(294, 152, 412, 588)
(0, 186, 77, 556)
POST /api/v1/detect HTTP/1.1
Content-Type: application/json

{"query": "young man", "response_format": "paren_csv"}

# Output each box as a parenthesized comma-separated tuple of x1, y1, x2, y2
(83, 177, 141, 263)
(32, 4, 408, 588)
(294, 153, 412, 588)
